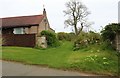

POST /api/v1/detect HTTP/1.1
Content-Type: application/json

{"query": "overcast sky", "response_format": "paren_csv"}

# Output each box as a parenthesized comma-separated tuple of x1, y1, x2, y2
(0, 0, 119, 32)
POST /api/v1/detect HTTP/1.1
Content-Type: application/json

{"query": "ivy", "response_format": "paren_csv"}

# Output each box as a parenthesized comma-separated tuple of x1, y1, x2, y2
(101, 23, 120, 41)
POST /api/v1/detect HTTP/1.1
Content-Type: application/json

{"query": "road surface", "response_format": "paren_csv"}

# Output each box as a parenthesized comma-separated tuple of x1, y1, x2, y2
(2, 61, 96, 76)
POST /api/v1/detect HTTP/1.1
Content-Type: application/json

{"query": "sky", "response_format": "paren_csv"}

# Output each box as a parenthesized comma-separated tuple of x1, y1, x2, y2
(118, 1, 120, 23)
(0, 0, 119, 33)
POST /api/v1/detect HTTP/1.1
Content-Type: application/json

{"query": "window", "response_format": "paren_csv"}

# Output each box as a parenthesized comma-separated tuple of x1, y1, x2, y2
(13, 28, 25, 34)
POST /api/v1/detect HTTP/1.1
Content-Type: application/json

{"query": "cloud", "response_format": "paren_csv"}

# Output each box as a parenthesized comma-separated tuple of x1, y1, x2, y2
(0, 0, 119, 32)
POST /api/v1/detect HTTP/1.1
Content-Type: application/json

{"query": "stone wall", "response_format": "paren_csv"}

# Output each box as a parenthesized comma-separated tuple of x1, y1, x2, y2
(36, 36, 47, 48)
(24, 17, 51, 35)
(25, 26, 38, 34)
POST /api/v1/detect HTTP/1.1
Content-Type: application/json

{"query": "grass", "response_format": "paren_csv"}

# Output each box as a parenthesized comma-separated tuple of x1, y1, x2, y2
(1, 41, 119, 76)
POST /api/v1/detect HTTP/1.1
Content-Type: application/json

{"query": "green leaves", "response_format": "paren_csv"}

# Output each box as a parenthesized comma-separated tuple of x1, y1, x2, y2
(41, 30, 60, 47)
(101, 23, 120, 41)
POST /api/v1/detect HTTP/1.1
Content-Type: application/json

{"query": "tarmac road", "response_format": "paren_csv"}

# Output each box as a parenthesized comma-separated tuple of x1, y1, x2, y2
(2, 61, 96, 76)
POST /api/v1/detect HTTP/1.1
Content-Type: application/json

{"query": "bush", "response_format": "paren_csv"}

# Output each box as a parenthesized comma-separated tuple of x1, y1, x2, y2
(57, 32, 75, 41)
(101, 23, 120, 41)
(41, 30, 60, 47)
(100, 23, 120, 50)
(100, 40, 115, 50)
(73, 31, 101, 51)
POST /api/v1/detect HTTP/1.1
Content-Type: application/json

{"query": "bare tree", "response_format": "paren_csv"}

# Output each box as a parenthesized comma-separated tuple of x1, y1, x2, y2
(63, 0, 90, 36)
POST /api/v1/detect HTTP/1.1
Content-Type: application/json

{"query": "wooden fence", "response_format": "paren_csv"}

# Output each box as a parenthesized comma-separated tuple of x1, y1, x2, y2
(2, 34, 36, 47)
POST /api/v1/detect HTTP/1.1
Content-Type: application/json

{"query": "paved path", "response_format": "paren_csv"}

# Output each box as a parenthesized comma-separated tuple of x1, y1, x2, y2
(2, 61, 96, 76)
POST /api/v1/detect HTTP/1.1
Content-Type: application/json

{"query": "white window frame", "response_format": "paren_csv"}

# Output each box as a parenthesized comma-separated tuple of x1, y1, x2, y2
(13, 28, 25, 34)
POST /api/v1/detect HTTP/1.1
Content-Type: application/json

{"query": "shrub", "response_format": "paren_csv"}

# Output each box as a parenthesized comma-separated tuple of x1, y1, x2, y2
(100, 23, 120, 50)
(41, 30, 60, 47)
(101, 23, 120, 41)
(57, 32, 75, 41)
(73, 31, 101, 51)
(100, 40, 114, 50)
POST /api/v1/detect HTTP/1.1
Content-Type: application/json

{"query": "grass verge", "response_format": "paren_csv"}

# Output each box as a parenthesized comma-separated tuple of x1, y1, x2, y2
(1, 41, 119, 76)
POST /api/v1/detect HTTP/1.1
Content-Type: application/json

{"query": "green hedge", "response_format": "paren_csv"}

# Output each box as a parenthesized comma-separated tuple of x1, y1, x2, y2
(57, 32, 75, 41)
(41, 30, 60, 47)
(101, 23, 120, 41)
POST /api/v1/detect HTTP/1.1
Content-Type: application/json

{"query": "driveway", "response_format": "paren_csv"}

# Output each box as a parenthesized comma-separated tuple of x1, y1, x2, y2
(2, 61, 96, 76)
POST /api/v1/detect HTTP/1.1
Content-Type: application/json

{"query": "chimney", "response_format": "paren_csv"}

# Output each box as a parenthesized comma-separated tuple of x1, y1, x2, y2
(43, 8, 46, 16)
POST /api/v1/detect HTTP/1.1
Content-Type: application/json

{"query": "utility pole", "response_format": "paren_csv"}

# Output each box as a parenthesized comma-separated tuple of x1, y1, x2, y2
(116, 32, 120, 77)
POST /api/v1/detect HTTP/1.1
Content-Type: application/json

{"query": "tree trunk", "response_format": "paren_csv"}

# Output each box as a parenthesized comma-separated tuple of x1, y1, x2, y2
(74, 24, 78, 36)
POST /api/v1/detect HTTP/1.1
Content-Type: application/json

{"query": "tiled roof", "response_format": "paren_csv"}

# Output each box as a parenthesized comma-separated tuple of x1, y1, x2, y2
(1, 15, 44, 28)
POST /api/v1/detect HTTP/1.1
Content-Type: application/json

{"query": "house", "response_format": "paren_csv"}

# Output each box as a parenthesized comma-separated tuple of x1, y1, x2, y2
(1, 8, 54, 48)
(2, 8, 54, 35)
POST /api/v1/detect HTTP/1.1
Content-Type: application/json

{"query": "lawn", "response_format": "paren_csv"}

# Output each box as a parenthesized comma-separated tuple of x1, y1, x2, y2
(1, 41, 119, 76)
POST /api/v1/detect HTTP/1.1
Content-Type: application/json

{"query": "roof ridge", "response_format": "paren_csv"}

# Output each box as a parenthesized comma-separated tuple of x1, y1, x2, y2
(1, 14, 44, 19)
(2, 14, 45, 28)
